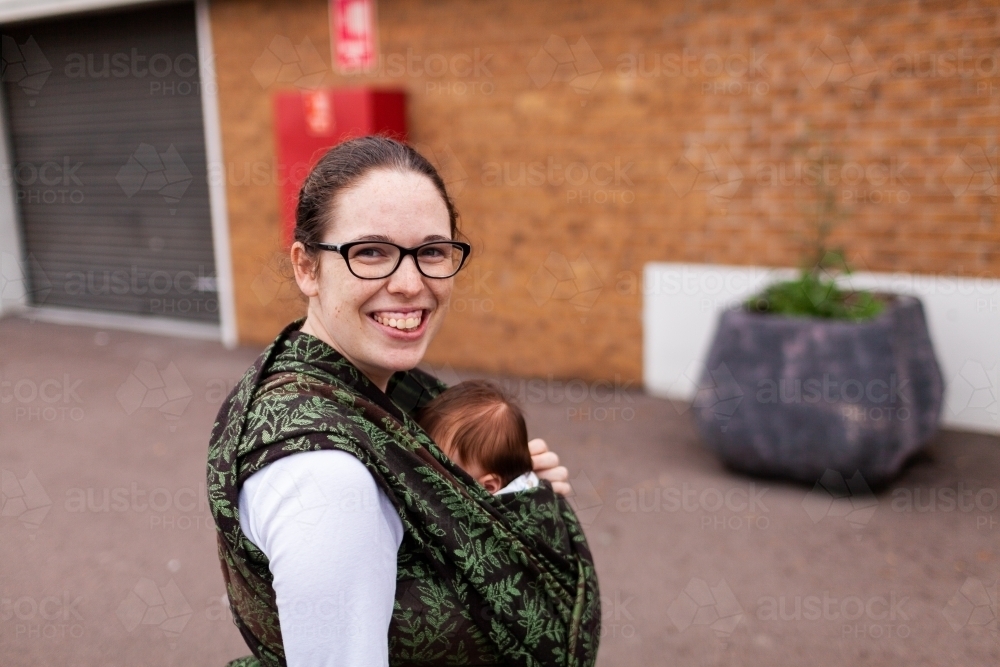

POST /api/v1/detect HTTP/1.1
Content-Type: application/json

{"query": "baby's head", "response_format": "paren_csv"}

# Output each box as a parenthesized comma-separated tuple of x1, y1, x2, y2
(416, 380, 532, 493)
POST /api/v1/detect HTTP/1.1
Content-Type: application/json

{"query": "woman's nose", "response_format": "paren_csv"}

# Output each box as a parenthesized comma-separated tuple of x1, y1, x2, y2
(386, 255, 424, 294)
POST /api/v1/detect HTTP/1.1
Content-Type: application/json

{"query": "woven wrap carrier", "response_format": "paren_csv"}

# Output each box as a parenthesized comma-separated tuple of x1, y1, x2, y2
(207, 322, 601, 666)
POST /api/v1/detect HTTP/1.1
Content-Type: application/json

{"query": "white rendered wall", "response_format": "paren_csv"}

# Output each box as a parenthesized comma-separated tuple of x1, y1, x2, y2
(0, 80, 26, 318)
(643, 263, 1000, 435)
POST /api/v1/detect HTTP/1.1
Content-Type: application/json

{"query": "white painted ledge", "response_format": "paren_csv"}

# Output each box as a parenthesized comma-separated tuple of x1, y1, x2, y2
(643, 263, 1000, 435)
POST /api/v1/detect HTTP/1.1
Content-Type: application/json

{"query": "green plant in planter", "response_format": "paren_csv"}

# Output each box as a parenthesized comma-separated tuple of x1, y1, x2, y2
(744, 138, 884, 322)
(746, 251, 884, 321)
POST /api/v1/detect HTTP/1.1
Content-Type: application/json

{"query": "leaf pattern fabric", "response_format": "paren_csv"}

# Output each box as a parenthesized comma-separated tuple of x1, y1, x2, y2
(207, 321, 601, 667)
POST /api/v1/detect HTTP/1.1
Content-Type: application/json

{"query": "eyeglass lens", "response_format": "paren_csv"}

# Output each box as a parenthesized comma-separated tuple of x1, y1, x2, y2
(346, 242, 464, 279)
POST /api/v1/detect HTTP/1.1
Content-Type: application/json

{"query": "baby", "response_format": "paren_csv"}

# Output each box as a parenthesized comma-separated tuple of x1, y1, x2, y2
(416, 379, 539, 494)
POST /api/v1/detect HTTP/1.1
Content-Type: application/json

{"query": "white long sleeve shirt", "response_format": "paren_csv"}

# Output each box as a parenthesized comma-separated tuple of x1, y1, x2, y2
(238, 450, 539, 666)
(238, 449, 403, 667)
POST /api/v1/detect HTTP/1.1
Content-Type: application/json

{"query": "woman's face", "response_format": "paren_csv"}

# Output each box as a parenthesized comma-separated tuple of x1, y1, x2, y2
(292, 168, 455, 391)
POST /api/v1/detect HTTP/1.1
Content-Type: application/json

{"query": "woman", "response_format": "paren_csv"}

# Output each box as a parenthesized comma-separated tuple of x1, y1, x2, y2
(208, 137, 600, 667)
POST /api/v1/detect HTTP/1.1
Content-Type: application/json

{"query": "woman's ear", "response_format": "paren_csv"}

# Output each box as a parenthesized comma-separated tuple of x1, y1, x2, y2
(290, 242, 320, 298)
(478, 473, 502, 494)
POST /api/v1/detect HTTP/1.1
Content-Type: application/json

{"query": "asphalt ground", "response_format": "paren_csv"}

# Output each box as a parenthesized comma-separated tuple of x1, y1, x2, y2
(2, 317, 998, 666)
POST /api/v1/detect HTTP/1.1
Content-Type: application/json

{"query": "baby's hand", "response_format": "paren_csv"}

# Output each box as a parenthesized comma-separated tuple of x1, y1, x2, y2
(529, 438, 571, 496)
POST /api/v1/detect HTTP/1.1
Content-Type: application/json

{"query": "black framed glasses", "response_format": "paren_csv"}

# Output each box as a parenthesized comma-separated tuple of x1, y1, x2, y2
(308, 240, 471, 280)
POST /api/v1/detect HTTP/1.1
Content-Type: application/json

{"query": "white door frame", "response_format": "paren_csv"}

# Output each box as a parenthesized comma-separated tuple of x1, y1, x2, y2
(195, 0, 237, 347)
(0, 0, 238, 347)
(0, 77, 26, 318)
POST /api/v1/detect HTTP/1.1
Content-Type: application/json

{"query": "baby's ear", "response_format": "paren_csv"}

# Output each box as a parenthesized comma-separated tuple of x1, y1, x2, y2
(478, 473, 502, 494)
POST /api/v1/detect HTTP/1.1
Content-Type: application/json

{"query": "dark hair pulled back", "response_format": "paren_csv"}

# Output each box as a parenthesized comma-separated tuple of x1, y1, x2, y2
(295, 135, 461, 254)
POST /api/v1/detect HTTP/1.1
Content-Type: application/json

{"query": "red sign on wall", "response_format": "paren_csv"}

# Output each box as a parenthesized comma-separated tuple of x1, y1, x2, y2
(331, 0, 378, 72)
(272, 88, 406, 246)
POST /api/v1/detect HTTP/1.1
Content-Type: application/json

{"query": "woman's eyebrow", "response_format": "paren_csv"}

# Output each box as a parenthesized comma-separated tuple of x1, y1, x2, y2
(349, 234, 452, 242)
(351, 234, 394, 242)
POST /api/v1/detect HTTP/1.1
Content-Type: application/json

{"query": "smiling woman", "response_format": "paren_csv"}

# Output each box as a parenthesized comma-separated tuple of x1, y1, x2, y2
(207, 136, 600, 667)
(290, 142, 461, 390)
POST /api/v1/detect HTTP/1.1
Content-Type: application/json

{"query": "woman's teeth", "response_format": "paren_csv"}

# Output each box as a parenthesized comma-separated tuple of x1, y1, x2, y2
(373, 312, 423, 331)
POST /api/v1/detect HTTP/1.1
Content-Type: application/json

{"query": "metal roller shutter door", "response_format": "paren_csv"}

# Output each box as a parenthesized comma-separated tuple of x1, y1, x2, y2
(2, 1, 218, 323)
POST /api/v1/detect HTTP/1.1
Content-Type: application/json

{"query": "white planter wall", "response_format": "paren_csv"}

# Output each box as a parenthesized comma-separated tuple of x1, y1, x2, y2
(643, 263, 1000, 435)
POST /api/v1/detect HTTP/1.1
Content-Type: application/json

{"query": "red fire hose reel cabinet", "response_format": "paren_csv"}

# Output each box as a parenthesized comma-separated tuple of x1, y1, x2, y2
(272, 88, 407, 245)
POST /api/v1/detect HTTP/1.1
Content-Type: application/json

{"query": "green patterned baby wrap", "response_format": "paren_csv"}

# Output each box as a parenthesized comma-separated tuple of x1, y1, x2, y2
(207, 322, 601, 666)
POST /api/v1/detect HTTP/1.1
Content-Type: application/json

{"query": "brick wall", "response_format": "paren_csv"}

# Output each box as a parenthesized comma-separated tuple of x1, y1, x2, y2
(209, 0, 999, 382)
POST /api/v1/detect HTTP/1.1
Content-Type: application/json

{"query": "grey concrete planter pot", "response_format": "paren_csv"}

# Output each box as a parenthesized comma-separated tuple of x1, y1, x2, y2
(692, 295, 944, 487)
